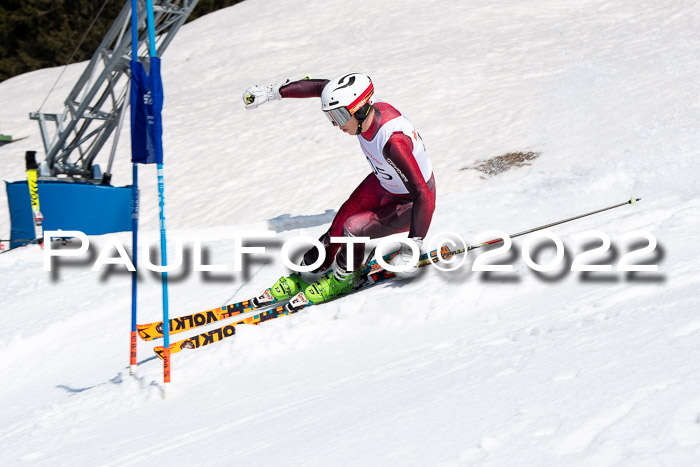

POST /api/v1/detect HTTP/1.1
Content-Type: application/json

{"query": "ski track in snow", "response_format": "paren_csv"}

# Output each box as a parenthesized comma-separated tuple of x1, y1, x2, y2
(1, 0, 700, 465)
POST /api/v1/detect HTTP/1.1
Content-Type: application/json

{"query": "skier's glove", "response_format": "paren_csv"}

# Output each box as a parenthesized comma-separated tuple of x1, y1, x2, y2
(242, 82, 285, 109)
(389, 238, 424, 280)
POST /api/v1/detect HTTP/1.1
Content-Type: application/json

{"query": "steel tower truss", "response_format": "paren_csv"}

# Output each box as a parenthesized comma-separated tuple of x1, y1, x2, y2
(30, 0, 198, 181)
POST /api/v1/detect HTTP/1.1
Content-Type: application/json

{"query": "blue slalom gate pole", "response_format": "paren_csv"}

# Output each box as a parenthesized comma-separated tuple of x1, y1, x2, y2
(146, 0, 158, 56)
(129, 0, 139, 375)
(130, 0, 169, 394)
(145, 0, 171, 395)
(130, 164, 139, 374)
(157, 164, 171, 393)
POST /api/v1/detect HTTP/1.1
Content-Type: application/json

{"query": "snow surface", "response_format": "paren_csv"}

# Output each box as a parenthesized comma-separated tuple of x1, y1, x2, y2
(1, 0, 700, 465)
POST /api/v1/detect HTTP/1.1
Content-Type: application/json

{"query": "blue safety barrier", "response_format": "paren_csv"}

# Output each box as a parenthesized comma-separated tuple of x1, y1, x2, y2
(6, 180, 132, 249)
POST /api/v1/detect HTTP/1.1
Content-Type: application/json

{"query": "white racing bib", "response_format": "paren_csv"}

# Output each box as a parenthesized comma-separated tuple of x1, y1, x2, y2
(358, 114, 432, 194)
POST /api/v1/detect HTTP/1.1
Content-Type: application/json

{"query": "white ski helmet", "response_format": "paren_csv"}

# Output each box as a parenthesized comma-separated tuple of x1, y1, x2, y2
(321, 73, 375, 127)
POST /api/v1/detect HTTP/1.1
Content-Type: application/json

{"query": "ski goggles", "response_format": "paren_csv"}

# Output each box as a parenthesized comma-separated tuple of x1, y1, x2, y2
(323, 107, 352, 126)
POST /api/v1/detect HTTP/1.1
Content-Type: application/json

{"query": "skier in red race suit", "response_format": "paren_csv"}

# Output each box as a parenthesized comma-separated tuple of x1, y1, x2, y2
(243, 73, 436, 304)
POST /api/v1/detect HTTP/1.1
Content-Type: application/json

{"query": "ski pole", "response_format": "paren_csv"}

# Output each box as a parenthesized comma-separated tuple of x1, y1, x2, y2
(443, 197, 642, 258)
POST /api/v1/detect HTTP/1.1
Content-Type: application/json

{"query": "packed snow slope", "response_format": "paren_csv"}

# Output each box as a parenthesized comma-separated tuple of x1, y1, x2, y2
(1, 0, 700, 465)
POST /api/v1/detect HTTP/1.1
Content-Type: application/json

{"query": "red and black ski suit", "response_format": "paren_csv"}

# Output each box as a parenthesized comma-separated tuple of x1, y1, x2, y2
(280, 79, 437, 271)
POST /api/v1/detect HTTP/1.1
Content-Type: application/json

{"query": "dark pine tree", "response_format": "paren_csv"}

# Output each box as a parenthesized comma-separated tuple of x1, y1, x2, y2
(0, 0, 244, 82)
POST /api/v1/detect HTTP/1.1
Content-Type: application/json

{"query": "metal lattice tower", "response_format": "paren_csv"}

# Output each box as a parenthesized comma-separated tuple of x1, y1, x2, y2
(30, 0, 198, 182)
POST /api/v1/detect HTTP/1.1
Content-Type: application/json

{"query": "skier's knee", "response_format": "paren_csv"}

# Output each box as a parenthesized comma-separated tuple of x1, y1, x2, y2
(343, 213, 372, 237)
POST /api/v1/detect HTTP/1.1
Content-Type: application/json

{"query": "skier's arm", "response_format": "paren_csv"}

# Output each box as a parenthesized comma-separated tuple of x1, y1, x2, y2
(383, 133, 435, 239)
(243, 79, 329, 109)
(279, 79, 329, 99)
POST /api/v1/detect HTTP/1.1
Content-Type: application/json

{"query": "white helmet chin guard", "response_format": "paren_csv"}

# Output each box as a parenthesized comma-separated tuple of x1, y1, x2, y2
(321, 73, 374, 127)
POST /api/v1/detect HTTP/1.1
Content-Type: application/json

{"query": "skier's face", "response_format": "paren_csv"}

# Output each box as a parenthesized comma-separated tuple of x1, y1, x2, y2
(339, 115, 359, 135)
